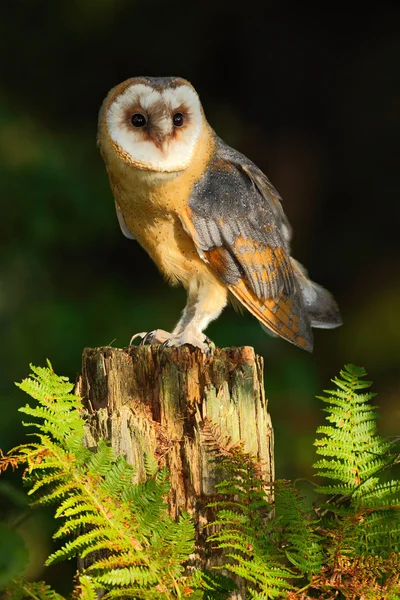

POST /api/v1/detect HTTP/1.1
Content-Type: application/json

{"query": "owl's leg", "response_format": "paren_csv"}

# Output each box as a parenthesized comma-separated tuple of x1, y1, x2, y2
(163, 277, 228, 352)
(171, 287, 199, 336)
(129, 283, 199, 346)
(130, 278, 227, 353)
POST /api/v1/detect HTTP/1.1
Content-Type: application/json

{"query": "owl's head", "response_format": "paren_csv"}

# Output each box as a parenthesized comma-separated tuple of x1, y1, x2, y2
(98, 76, 204, 173)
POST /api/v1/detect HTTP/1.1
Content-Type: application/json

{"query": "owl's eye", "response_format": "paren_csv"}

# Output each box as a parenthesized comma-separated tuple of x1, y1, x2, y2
(173, 113, 184, 127)
(131, 113, 147, 128)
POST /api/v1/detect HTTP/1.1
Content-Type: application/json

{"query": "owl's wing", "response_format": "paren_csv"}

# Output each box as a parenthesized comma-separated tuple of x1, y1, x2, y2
(115, 202, 135, 240)
(180, 138, 313, 351)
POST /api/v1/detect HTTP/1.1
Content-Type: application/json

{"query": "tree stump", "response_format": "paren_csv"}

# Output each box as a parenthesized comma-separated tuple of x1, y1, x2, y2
(75, 345, 274, 598)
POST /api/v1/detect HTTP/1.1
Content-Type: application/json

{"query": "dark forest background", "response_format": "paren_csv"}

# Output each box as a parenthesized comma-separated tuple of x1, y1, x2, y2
(0, 0, 399, 593)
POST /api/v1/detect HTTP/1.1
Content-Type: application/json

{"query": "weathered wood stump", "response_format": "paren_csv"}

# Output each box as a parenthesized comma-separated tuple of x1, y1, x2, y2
(75, 345, 274, 598)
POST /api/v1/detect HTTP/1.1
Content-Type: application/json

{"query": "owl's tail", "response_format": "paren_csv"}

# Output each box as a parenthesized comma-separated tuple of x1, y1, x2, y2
(291, 258, 342, 330)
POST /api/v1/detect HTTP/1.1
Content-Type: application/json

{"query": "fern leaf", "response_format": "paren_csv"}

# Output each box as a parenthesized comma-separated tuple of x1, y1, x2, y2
(143, 452, 158, 477)
(188, 569, 236, 598)
(92, 565, 158, 587)
(53, 514, 113, 539)
(7, 364, 203, 600)
(314, 364, 400, 557)
(55, 499, 97, 519)
(275, 480, 323, 577)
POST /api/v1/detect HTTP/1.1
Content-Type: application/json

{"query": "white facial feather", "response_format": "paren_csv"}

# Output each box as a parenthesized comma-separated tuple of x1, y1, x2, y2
(106, 83, 203, 172)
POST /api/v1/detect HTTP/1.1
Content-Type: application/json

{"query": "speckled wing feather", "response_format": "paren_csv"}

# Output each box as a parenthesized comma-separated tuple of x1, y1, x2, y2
(181, 137, 313, 351)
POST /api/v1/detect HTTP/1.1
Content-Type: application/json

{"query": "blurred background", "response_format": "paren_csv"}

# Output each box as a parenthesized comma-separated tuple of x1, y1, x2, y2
(1, 0, 399, 594)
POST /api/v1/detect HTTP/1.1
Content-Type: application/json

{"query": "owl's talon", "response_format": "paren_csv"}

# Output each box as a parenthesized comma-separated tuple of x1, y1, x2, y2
(130, 329, 216, 358)
(140, 331, 154, 346)
(160, 330, 214, 355)
(130, 329, 174, 346)
(129, 332, 147, 346)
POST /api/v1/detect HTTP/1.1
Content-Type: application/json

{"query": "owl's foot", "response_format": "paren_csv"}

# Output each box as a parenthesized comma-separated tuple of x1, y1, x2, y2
(130, 329, 215, 359)
(129, 329, 173, 346)
(161, 331, 215, 359)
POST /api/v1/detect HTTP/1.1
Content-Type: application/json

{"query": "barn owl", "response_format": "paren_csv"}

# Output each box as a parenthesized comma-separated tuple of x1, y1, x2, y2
(98, 76, 341, 353)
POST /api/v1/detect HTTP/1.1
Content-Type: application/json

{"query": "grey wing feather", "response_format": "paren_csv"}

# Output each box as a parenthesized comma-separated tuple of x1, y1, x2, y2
(115, 202, 135, 240)
(215, 138, 292, 249)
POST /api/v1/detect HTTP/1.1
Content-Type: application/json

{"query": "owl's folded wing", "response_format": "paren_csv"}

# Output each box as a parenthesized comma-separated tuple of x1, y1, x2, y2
(180, 139, 313, 351)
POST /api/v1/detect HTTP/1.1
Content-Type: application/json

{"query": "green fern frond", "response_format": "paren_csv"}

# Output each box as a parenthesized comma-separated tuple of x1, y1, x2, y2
(46, 528, 119, 565)
(219, 555, 292, 599)
(143, 452, 158, 477)
(188, 569, 237, 599)
(55, 498, 96, 518)
(314, 364, 396, 497)
(314, 363, 400, 557)
(84, 441, 115, 476)
(274, 480, 323, 577)
(4, 361, 400, 599)
(30, 481, 79, 506)
(6, 364, 203, 599)
(204, 425, 294, 598)
(93, 565, 158, 586)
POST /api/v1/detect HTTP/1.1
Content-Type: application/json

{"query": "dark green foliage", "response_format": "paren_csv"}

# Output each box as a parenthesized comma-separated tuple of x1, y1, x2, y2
(1, 363, 400, 599)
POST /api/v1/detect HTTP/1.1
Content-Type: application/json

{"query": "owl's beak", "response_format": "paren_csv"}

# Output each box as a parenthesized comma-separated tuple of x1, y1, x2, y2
(148, 113, 173, 155)
(159, 139, 170, 156)
(151, 133, 170, 155)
